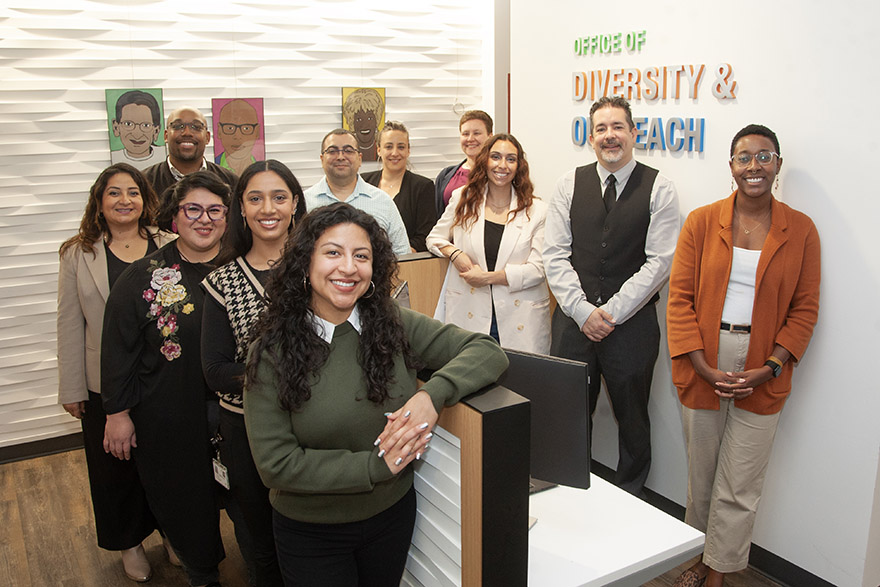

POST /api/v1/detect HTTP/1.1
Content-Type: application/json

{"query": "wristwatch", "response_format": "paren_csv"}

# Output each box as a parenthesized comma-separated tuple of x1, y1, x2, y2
(764, 357, 783, 378)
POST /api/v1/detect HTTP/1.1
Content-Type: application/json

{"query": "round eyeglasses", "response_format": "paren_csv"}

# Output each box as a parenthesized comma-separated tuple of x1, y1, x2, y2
(168, 121, 207, 133)
(178, 203, 228, 222)
(730, 151, 779, 166)
(220, 123, 258, 135)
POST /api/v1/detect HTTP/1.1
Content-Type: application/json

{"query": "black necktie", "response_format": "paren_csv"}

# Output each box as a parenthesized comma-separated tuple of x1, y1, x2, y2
(603, 174, 617, 213)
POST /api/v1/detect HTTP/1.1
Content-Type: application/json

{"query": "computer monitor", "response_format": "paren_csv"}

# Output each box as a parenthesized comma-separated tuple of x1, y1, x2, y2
(495, 349, 590, 490)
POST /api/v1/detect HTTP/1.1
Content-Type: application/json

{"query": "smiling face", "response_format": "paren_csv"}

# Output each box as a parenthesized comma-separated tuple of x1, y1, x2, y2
(218, 100, 260, 158)
(487, 140, 519, 190)
(242, 171, 295, 246)
(165, 108, 210, 165)
(113, 104, 158, 158)
(308, 222, 373, 324)
(101, 172, 144, 230)
(174, 187, 227, 261)
(729, 134, 782, 200)
(460, 119, 489, 163)
(352, 109, 377, 148)
(378, 129, 409, 174)
(588, 106, 636, 172)
(320, 133, 362, 186)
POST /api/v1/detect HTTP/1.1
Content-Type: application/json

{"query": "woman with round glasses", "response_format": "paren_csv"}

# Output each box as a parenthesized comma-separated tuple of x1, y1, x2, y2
(667, 124, 820, 587)
(201, 160, 307, 586)
(362, 121, 437, 251)
(57, 163, 174, 581)
(102, 171, 232, 587)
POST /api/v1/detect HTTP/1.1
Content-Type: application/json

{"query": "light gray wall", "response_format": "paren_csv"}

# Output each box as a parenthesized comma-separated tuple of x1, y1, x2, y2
(509, 1, 880, 586)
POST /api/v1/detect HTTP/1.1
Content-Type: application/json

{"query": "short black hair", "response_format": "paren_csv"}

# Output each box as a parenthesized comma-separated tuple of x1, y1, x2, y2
(114, 90, 161, 127)
(730, 124, 780, 156)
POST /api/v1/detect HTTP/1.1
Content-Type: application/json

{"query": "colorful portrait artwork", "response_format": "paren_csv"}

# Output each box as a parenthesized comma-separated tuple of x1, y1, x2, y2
(212, 98, 266, 176)
(106, 89, 166, 171)
(342, 88, 386, 162)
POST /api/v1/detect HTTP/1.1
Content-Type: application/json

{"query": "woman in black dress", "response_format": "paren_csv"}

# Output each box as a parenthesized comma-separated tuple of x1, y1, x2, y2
(102, 171, 232, 587)
(361, 121, 436, 252)
(57, 163, 174, 582)
(201, 160, 306, 586)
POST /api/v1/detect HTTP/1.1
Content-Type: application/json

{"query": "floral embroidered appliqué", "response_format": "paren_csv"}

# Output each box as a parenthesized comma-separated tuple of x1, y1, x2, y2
(143, 260, 191, 361)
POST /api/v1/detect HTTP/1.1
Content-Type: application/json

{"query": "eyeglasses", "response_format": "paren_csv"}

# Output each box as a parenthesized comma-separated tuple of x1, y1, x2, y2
(730, 151, 780, 166)
(178, 203, 229, 222)
(168, 121, 207, 133)
(219, 123, 258, 135)
(322, 146, 359, 157)
(119, 121, 157, 131)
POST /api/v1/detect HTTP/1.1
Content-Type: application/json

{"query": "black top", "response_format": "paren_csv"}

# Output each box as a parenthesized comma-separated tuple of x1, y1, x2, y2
(484, 220, 505, 272)
(101, 241, 215, 413)
(104, 238, 159, 289)
(142, 159, 238, 206)
(361, 169, 437, 252)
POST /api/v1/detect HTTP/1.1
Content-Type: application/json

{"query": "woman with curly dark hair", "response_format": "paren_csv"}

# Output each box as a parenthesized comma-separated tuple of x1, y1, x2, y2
(57, 163, 174, 581)
(201, 160, 306, 586)
(427, 133, 551, 353)
(244, 202, 508, 587)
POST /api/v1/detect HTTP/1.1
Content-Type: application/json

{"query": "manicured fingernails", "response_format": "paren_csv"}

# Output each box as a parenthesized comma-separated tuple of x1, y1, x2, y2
(424, 433, 433, 441)
(377, 449, 386, 458)
(383, 412, 392, 417)
(418, 422, 429, 430)
(403, 410, 411, 418)
(394, 457, 403, 466)
(373, 437, 381, 446)
(416, 452, 421, 460)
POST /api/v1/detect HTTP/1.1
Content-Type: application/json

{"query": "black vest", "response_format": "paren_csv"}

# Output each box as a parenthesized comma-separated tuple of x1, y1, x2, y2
(570, 161, 659, 305)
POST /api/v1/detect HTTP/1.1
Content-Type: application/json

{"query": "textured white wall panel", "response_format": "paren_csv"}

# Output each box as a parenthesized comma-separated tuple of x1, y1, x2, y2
(0, 0, 492, 448)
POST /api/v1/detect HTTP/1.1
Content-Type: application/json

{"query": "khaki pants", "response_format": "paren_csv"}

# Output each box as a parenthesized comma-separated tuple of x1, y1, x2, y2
(681, 330, 781, 573)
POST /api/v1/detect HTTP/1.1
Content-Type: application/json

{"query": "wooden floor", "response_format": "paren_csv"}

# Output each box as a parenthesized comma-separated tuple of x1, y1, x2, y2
(0, 449, 784, 587)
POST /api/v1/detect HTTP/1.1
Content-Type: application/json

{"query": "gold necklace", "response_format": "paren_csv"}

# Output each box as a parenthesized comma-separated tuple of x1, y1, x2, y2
(734, 207, 771, 235)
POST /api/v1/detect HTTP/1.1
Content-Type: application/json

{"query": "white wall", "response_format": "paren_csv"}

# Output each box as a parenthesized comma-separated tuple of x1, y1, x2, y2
(0, 0, 496, 448)
(510, 1, 880, 586)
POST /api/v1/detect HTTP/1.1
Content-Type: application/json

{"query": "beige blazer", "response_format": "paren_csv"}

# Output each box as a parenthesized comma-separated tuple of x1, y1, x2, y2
(56, 228, 175, 404)
(426, 187, 551, 354)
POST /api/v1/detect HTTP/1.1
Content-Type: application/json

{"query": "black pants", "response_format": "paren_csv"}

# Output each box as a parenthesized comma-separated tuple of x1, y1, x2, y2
(82, 391, 157, 550)
(550, 303, 660, 496)
(219, 408, 283, 586)
(273, 486, 417, 587)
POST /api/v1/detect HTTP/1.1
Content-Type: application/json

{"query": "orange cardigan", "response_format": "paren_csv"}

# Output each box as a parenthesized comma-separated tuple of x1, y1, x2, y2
(666, 193, 820, 414)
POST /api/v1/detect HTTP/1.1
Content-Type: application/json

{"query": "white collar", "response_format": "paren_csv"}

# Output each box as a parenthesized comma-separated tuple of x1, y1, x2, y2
(168, 157, 208, 180)
(310, 304, 363, 343)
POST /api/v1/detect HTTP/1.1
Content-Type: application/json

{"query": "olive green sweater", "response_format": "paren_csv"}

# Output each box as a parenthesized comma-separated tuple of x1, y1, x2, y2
(244, 306, 508, 524)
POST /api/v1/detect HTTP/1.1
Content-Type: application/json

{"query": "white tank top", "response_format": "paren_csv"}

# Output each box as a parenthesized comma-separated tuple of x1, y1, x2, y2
(720, 246, 761, 325)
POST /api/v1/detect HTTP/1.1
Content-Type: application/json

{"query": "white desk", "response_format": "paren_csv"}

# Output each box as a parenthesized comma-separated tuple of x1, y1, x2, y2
(528, 475, 705, 586)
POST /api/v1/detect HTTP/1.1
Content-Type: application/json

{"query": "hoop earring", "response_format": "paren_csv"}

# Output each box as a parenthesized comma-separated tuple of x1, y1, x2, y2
(361, 281, 376, 299)
(302, 275, 310, 291)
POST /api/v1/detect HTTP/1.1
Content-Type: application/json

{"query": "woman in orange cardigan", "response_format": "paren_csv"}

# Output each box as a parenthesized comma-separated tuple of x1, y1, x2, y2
(666, 124, 820, 587)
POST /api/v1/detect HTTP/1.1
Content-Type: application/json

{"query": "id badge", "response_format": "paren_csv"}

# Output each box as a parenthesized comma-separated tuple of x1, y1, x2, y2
(213, 458, 230, 489)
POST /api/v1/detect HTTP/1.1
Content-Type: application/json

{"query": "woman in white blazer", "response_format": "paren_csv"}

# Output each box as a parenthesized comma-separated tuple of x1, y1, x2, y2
(427, 134, 551, 354)
(57, 163, 176, 582)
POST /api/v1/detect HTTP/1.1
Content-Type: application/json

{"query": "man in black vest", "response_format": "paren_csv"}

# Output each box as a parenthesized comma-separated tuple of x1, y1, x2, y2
(143, 106, 238, 204)
(543, 96, 680, 497)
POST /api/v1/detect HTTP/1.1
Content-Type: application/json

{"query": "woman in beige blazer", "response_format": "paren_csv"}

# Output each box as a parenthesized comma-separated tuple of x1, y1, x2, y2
(427, 134, 551, 354)
(57, 163, 175, 582)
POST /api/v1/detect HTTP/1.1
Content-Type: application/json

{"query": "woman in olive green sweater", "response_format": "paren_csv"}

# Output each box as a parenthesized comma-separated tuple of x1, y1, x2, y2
(244, 202, 508, 587)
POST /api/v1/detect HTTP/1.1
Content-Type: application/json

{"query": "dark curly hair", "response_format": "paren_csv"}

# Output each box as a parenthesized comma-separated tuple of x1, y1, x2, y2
(215, 160, 307, 267)
(155, 170, 233, 232)
(59, 163, 158, 257)
(730, 124, 780, 157)
(246, 202, 422, 411)
(453, 133, 535, 230)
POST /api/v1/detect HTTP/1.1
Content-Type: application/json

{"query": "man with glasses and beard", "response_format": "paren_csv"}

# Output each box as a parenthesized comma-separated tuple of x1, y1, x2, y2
(304, 129, 410, 256)
(143, 106, 237, 204)
(543, 96, 680, 498)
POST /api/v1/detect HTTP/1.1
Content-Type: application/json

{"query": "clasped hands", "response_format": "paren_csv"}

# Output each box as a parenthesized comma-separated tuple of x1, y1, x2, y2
(374, 390, 437, 475)
(581, 307, 616, 342)
(700, 366, 774, 400)
(451, 252, 493, 288)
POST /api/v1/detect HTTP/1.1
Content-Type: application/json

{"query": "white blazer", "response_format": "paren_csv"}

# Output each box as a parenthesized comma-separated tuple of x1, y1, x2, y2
(426, 187, 551, 354)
